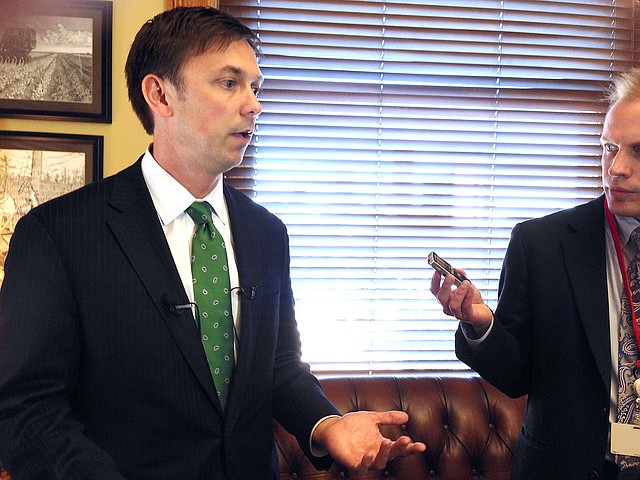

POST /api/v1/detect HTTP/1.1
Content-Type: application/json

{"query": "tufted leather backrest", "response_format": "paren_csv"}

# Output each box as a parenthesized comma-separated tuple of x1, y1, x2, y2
(276, 376, 526, 480)
(0, 376, 525, 480)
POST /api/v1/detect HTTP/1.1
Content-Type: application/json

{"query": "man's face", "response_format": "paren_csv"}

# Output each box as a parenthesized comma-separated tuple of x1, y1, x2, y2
(167, 39, 263, 176)
(601, 98, 640, 218)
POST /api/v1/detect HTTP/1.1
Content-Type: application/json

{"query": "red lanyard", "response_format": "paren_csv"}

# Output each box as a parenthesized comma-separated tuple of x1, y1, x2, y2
(605, 201, 640, 368)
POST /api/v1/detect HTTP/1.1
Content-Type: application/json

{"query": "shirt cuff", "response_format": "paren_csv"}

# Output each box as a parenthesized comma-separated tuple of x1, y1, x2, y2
(460, 311, 494, 349)
(309, 414, 342, 457)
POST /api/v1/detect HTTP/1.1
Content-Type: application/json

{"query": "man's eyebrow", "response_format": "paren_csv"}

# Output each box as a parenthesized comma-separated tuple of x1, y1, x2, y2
(220, 65, 243, 75)
(220, 65, 264, 84)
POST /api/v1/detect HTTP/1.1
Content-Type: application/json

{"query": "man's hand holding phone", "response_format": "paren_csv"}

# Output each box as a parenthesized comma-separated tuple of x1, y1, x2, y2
(427, 252, 469, 286)
(427, 252, 493, 338)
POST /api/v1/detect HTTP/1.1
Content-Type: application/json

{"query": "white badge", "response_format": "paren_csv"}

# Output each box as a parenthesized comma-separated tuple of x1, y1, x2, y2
(611, 423, 640, 457)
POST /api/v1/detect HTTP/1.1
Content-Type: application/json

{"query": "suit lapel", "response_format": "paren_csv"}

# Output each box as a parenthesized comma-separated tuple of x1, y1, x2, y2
(107, 161, 221, 411)
(223, 185, 264, 423)
(562, 195, 611, 389)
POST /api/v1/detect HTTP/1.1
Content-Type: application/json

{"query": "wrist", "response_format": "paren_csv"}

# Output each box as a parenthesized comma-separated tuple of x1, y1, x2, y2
(460, 307, 494, 339)
(310, 415, 341, 456)
(469, 322, 491, 338)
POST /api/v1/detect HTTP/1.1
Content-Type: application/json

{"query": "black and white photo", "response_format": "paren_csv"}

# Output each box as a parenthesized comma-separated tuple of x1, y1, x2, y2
(0, 0, 111, 122)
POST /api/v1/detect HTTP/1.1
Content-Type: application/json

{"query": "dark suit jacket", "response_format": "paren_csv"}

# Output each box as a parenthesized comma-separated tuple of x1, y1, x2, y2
(0, 159, 340, 479)
(456, 195, 613, 479)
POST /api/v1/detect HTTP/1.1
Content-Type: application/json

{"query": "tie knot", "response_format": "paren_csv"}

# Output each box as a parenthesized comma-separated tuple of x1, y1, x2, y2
(186, 201, 213, 225)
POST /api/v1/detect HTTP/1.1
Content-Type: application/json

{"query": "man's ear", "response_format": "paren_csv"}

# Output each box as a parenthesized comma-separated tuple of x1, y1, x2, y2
(141, 74, 174, 119)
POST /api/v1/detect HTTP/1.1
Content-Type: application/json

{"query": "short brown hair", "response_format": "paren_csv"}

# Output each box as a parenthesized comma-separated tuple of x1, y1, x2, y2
(125, 7, 259, 135)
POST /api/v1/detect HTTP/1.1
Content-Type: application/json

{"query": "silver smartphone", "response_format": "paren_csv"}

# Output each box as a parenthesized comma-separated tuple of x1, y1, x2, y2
(427, 251, 469, 286)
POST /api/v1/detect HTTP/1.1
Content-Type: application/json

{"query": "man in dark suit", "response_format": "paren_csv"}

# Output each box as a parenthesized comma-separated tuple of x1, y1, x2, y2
(430, 68, 640, 479)
(0, 7, 425, 479)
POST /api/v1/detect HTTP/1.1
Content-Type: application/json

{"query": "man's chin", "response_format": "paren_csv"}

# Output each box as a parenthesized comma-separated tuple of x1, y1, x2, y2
(606, 195, 640, 218)
(219, 154, 246, 174)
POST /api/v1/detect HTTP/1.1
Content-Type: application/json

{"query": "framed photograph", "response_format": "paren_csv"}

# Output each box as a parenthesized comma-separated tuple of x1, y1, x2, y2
(0, 130, 103, 284)
(166, 0, 218, 7)
(0, 1, 112, 122)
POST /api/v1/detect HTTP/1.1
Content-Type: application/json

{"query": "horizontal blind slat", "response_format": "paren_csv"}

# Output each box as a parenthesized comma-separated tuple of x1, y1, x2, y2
(222, 0, 635, 373)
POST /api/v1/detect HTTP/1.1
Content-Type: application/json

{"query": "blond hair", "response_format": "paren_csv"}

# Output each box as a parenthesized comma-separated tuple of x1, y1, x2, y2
(608, 67, 640, 104)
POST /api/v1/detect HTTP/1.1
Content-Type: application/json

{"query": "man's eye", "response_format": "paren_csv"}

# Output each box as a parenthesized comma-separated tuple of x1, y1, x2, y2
(252, 87, 261, 97)
(223, 80, 235, 88)
(604, 143, 618, 153)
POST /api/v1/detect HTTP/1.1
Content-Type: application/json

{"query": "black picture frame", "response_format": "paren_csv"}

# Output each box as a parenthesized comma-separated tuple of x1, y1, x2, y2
(0, 1, 112, 122)
(0, 130, 103, 282)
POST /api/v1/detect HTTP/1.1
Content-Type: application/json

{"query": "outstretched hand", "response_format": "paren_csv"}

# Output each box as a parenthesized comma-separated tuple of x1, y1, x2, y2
(312, 410, 427, 473)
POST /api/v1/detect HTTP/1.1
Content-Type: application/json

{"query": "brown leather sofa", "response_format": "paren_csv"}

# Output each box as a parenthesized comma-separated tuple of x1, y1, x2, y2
(0, 376, 526, 480)
(276, 376, 526, 480)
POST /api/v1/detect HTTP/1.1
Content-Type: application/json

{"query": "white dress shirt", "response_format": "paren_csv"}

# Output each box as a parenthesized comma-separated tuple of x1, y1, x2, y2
(140, 148, 241, 342)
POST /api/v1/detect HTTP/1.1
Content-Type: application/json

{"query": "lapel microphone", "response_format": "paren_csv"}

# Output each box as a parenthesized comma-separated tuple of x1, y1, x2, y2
(231, 286, 257, 300)
(162, 294, 195, 315)
(162, 294, 202, 332)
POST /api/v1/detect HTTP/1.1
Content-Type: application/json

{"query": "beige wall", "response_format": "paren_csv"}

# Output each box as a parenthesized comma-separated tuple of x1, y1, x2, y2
(0, 0, 166, 178)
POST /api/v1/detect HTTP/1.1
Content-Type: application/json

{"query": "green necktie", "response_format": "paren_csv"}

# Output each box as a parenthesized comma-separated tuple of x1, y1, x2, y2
(186, 201, 234, 409)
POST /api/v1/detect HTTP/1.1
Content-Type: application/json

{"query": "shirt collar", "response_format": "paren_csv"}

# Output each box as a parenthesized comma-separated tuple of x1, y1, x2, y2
(140, 146, 229, 226)
(614, 213, 640, 249)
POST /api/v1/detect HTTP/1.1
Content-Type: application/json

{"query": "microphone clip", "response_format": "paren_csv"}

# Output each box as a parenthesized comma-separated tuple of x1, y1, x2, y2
(162, 294, 195, 315)
(232, 286, 257, 300)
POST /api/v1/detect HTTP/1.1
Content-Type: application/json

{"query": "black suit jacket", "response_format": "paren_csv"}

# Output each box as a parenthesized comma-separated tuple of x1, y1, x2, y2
(456, 195, 613, 479)
(0, 159, 339, 479)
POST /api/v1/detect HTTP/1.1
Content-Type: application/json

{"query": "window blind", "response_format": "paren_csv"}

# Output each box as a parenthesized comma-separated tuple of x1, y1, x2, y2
(222, 0, 637, 374)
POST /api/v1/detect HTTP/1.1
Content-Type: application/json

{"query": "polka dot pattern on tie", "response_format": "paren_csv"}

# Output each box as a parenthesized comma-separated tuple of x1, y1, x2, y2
(186, 201, 234, 409)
